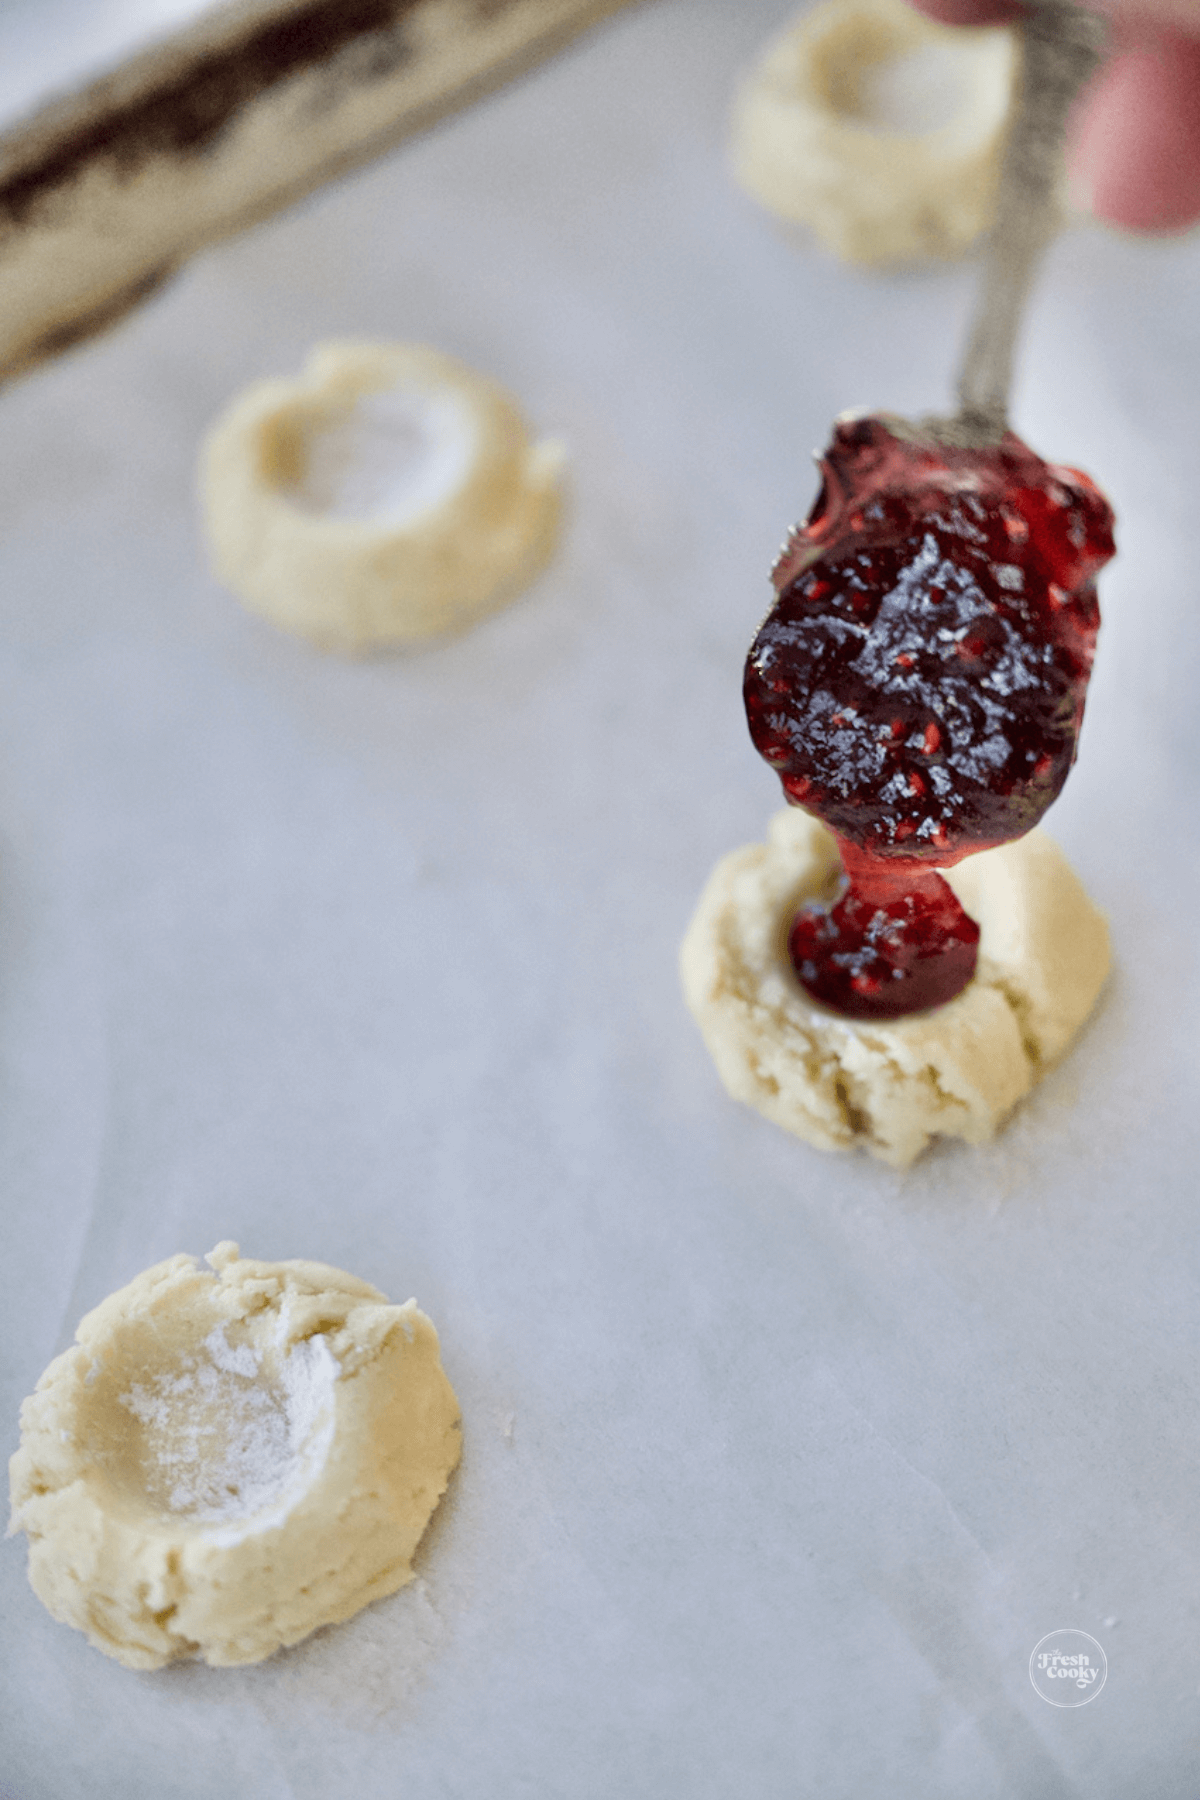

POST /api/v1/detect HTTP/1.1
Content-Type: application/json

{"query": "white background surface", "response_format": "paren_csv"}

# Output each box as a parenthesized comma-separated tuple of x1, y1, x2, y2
(1, 2, 1199, 1795)
(0, 0, 209, 127)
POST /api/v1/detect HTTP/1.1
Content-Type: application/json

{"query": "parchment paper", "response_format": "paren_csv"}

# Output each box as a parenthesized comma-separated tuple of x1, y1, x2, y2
(1, 2, 1198, 1795)
(0, 0, 208, 126)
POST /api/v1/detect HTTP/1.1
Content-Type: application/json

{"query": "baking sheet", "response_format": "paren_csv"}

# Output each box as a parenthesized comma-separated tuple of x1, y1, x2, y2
(1, 1, 1199, 1794)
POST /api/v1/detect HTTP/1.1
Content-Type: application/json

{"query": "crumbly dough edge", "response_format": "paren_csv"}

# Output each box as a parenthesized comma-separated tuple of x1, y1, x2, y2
(680, 810, 1110, 1167)
(8, 1245, 462, 1669)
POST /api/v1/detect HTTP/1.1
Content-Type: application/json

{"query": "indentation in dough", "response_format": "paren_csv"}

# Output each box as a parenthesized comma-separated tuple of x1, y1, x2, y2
(680, 809, 1109, 1166)
(8, 1245, 462, 1669)
(729, 0, 1018, 266)
(838, 39, 993, 135)
(115, 1324, 336, 1525)
(201, 341, 565, 651)
(287, 387, 478, 526)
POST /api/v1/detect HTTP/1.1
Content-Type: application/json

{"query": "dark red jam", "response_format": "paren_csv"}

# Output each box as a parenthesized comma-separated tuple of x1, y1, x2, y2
(745, 413, 1114, 1020)
(788, 841, 980, 1019)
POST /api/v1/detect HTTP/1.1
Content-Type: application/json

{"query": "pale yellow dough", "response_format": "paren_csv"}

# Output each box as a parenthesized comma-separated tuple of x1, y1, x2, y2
(7, 1243, 462, 1669)
(680, 810, 1110, 1167)
(201, 341, 565, 651)
(730, 0, 1017, 265)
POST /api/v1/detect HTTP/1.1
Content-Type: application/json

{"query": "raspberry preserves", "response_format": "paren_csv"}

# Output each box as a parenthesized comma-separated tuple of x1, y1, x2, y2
(788, 841, 981, 1019)
(745, 413, 1114, 1020)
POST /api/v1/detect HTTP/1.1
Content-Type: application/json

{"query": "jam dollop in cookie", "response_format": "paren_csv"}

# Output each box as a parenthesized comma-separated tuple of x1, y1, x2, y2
(744, 413, 1114, 1019)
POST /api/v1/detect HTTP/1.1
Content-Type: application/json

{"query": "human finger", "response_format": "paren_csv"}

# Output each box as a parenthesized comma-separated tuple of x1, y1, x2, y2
(908, 0, 1019, 24)
(1069, 27, 1200, 228)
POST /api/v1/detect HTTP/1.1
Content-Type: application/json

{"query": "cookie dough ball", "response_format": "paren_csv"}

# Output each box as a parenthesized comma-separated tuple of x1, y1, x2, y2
(201, 342, 565, 651)
(730, 0, 1017, 265)
(8, 1243, 462, 1669)
(680, 810, 1109, 1167)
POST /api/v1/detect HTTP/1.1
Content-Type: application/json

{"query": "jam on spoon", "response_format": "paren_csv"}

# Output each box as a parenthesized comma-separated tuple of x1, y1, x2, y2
(740, 1, 1114, 1025)
(744, 412, 1114, 1019)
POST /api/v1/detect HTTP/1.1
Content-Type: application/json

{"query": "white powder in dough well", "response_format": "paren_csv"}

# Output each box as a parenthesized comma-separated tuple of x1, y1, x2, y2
(119, 1325, 335, 1522)
(289, 386, 478, 525)
(10, 1246, 463, 1669)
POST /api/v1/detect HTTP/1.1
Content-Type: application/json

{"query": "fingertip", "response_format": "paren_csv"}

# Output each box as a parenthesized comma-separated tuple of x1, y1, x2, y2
(907, 0, 1020, 23)
(1069, 34, 1200, 231)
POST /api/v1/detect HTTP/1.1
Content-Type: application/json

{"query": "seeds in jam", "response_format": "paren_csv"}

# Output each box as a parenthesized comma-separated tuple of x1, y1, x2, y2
(788, 841, 980, 1019)
(744, 413, 1114, 1020)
